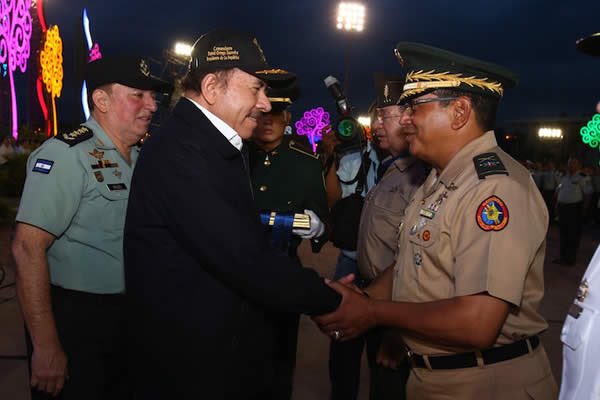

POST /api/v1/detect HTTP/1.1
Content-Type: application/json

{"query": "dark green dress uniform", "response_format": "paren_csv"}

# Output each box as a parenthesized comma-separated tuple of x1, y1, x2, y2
(249, 135, 329, 258)
(249, 73, 329, 400)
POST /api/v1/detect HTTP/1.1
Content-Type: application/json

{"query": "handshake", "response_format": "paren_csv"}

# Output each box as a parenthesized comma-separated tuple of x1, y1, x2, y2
(312, 274, 376, 341)
(311, 274, 407, 369)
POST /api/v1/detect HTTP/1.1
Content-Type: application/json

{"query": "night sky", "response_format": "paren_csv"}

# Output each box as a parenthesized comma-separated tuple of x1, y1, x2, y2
(34, 0, 600, 126)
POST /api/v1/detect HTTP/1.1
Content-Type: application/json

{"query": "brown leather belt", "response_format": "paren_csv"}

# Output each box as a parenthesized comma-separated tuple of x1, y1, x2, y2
(410, 336, 540, 370)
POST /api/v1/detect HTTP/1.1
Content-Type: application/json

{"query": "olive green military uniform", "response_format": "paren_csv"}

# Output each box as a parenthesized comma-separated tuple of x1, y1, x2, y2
(16, 117, 138, 293)
(357, 155, 427, 280)
(392, 132, 557, 399)
(249, 133, 329, 400)
(249, 135, 328, 257)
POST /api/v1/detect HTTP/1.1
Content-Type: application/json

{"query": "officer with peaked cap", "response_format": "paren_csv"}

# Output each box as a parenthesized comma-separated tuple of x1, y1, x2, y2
(359, 73, 428, 400)
(250, 71, 328, 259)
(328, 74, 427, 400)
(248, 71, 329, 399)
(12, 55, 169, 399)
(124, 29, 345, 399)
(314, 43, 557, 399)
(560, 32, 600, 400)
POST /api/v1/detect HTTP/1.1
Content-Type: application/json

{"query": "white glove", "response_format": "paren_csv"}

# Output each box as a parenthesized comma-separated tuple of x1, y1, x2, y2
(293, 209, 325, 239)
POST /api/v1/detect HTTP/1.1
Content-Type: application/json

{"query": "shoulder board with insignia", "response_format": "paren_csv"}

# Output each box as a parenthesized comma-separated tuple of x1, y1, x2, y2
(289, 139, 319, 160)
(55, 126, 94, 147)
(473, 152, 508, 180)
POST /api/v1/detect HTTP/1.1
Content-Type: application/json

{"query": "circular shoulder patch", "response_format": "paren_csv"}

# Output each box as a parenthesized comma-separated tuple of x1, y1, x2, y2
(476, 195, 509, 231)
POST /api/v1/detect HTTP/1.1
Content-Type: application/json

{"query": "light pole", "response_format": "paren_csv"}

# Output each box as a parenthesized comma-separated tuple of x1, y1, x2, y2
(335, 2, 366, 96)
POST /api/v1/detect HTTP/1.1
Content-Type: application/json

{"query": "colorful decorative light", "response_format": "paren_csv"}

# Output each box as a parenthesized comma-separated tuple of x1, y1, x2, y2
(294, 107, 330, 153)
(34, 0, 51, 136)
(36, 77, 48, 128)
(581, 114, 600, 149)
(0, 0, 33, 140)
(81, 8, 102, 120)
(36, 0, 46, 32)
(89, 43, 102, 62)
(40, 25, 63, 136)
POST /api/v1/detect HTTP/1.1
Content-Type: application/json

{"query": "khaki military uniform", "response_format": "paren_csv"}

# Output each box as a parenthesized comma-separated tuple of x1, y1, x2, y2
(392, 131, 557, 399)
(357, 155, 427, 280)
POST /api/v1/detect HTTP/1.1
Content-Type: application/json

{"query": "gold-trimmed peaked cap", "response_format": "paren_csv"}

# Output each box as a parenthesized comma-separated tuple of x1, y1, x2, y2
(394, 42, 518, 103)
(373, 72, 403, 107)
(262, 70, 300, 113)
(576, 33, 600, 57)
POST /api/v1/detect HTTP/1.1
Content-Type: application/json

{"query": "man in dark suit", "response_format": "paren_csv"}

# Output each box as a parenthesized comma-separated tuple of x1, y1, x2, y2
(124, 29, 348, 399)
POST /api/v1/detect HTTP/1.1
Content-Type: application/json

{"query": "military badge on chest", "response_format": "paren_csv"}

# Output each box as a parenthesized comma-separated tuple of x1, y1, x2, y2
(412, 189, 450, 236)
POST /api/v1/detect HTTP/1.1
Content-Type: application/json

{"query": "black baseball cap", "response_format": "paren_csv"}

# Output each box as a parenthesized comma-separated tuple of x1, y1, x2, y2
(85, 56, 171, 94)
(188, 28, 290, 82)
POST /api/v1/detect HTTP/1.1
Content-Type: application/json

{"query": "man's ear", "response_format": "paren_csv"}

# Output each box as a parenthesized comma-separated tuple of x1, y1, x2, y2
(200, 73, 222, 105)
(450, 97, 471, 130)
(283, 110, 291, 125)
(92, 89, 110, 113)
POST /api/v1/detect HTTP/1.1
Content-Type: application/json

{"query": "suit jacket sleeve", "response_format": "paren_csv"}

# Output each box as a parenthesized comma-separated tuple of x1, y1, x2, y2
(151, 120, 341, 316)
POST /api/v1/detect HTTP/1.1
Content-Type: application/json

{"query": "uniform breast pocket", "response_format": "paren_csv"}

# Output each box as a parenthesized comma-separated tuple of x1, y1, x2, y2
(95, 182, 130, 201)
(560, 301, 598, 396)
(370, 188, 409, 214)
(88, 182, 129, 232)
(561, 301, 597, 351)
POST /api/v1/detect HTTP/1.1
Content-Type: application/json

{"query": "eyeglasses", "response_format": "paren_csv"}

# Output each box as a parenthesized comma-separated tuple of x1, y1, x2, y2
(402, 96, 457, 113)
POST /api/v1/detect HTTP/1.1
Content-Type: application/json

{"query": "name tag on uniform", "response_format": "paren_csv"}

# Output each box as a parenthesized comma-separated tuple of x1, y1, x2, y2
(33, 159, 54, 174)
(419, 209, 435, 219)
(107, 183, 127, 191)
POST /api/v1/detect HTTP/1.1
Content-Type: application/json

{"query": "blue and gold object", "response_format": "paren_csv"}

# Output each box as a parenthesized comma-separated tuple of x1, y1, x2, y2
(260, 211, 311, 229)
(259, 211, 310, 248)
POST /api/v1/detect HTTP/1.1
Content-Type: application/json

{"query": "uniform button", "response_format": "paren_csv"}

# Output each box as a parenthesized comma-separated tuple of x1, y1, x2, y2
(260, 185, 268, 192)
(264, 160, 271, 166)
